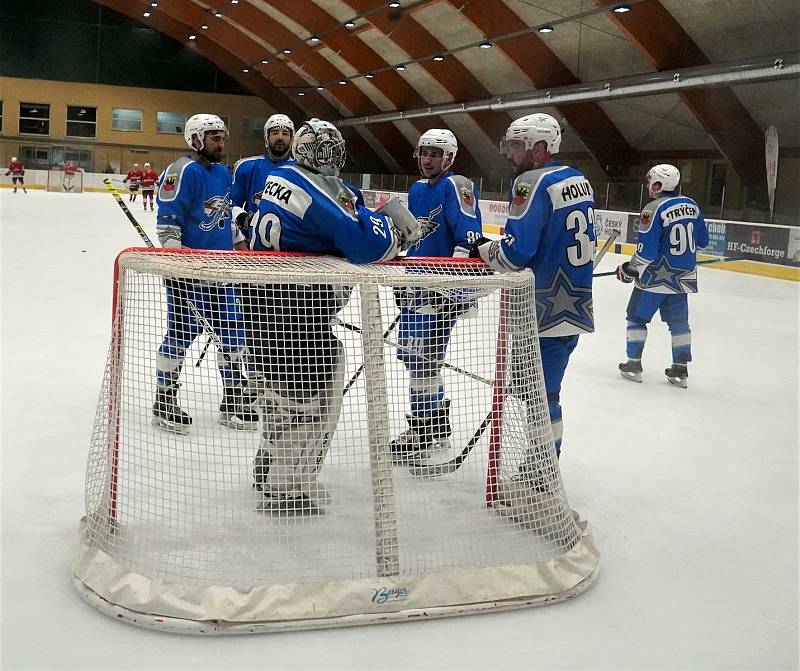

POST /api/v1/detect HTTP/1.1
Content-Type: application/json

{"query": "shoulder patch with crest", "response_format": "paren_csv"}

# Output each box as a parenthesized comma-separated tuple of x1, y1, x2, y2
(512, 182, 531, 206)
(163, 174, 177, 192)
(338, 190, 355, 210)
(460, 187, 473, 206)
(641, 210, 651, 224)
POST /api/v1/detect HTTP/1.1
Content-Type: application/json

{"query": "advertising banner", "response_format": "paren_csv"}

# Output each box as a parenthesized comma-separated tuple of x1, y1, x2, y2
(726, 223, 791, 265)
(702, 219, 728, 257)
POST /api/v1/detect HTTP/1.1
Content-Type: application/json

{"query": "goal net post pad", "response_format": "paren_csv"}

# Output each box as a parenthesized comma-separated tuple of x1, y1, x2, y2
(72, 249, 599, 634)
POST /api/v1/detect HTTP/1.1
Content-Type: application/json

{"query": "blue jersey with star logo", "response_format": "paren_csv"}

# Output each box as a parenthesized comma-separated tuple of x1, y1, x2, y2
(634, 193, 709, 294)
(231, 153, 294, 217)
(156, 156, 235, 250)
(406, 171, 482, 257)
(494, 162, 595, 337)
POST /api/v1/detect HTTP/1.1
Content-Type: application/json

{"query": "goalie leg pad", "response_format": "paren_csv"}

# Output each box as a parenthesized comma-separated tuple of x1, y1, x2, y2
(253, 341, 345, 507)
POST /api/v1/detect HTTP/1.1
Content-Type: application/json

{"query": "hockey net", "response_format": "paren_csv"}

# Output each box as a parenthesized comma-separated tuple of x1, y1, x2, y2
(72, 249, 598, 634)
(47, 167, 84, 193)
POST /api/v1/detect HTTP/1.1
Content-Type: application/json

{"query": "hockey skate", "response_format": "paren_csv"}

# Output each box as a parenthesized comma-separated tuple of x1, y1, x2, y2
(253, 448, 325, 515)
(665, 363, 688, 388)
(390, 400, 451, 463)
(619, 359, 643, 383)
(219, 385, 259, 430)
(152, 385, 192, 434)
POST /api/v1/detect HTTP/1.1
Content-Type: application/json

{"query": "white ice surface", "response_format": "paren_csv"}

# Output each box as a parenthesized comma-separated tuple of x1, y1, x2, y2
(1, 190, 797, 670)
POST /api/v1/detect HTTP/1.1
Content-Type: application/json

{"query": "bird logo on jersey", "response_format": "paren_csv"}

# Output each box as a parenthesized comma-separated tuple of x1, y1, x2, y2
(201, 194, 232, 231)
(513, 183, 530, 206)
(408, 204, 443, 251)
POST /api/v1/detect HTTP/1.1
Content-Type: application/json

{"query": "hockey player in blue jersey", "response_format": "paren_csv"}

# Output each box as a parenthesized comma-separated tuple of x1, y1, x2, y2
(472, 113, 595, 474)
(152, 113, 257, 434)
(246, 118, 421, 512)
(230, 113, 295, 241)
(390, 128, 483, 461)
(616, 164, 709, 388)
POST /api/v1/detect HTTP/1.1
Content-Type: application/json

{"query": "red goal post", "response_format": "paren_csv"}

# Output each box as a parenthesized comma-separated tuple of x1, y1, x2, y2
(72, 248, 598, 634)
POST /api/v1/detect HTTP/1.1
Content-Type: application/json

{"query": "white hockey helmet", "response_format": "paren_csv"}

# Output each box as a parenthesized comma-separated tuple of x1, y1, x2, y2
(144, 162, 151, 168)
(184, 113, 228, 152)
(646, 164, 680, 192)
(264, 114, 294, 141)
(500, 113, 562, 155)
(11, 156, 17, 162)
(133, 163, 139, 167)
(414, 128, 458, 170)
(291, 118, 347, 176)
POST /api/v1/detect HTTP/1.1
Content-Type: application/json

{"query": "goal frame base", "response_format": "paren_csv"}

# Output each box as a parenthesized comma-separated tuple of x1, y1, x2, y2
(72, 514, 599, 635)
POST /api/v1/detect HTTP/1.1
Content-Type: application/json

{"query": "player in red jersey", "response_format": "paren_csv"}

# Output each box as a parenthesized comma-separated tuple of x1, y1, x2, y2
(5, 157, 27, 193)
(123, 162, 143, 201)
(140, 162, 158, 211)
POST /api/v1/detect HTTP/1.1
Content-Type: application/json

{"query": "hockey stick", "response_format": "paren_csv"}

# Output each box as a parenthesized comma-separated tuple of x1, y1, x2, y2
(102, 178, 230, 362)
(340, 313, 402, 396)
(592, 255, 745, 278)
(594, 229, 619, 267)
(335, 318, 494, 387)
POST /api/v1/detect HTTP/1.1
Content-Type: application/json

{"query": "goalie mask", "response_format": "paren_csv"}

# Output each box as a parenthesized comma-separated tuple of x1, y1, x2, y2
(291, 119, 347, 177)
(184, 114, 228, 152)
(414, 129, 458, 173)
(646, 164, 680, 195)
(500, 113, 562, 155)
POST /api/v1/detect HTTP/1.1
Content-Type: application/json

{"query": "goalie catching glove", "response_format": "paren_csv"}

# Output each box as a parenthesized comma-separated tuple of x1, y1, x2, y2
(378, 197, 422, 251)
(615, 261, 639, 284)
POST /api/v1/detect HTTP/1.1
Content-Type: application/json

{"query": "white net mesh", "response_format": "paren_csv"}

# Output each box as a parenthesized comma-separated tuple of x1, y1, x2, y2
(74, 249, 598, 632)
(46, 168, 83, 193)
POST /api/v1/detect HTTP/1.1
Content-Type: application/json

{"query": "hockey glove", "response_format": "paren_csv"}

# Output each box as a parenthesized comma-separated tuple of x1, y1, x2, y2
(615, 261, 638, 284)
(379, 197, 421, 250)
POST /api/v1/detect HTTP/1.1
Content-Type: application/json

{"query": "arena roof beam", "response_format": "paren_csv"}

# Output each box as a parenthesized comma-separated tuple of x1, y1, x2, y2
(593, 0, 767, 187)
(451, 0, 637, 176)
(255, 0, 484, 175)
(94, 0, 395, 173)
(342, 0, 511, 173)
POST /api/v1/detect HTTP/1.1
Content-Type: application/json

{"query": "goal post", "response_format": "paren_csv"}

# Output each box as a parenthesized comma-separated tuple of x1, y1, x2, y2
(47, 167, 84, 193)
(72, 248, 599, 634)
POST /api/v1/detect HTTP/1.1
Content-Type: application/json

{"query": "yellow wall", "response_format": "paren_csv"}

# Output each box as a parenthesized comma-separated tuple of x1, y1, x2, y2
(0, 76, 278, 170)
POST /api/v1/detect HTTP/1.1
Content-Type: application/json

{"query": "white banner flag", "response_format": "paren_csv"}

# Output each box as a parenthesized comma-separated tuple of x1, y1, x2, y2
(765, 125, 779, 223)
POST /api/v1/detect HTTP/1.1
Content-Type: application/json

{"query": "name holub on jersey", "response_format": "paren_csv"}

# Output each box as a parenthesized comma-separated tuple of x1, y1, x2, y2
(261, 175, 311, 218)
(661, 202, 698, 224)
(547, 175, 593, 210)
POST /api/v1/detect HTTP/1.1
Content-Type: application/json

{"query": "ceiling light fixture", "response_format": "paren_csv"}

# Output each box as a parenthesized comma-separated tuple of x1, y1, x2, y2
(143, 11, 150, 17)
(309, 35, 320, 43)
(214, 11, 223, 17)
(537, 25, 554, 33)
(188, 34, 197, 40)
(479, 40, 492, 48)
(612, 4, 631, 12)
(395, 64, 407, 71)
(283, 48, 292, 54)
(261, 58, 269, 64)
(432, 54, 445, 61)
(201, 24, 208, 29)
(316, 86, 324, 91)
(365, 72, 374, 78)
(339, 79, 348, 85)
(298, 91, 305, 96)
(345, 20, 356, 28)
(242, 68, 249, 73)
(388, 1, 401, 7)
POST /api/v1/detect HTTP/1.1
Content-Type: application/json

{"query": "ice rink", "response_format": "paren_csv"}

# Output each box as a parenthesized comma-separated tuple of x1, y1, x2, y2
(1, 189, 797, 671)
